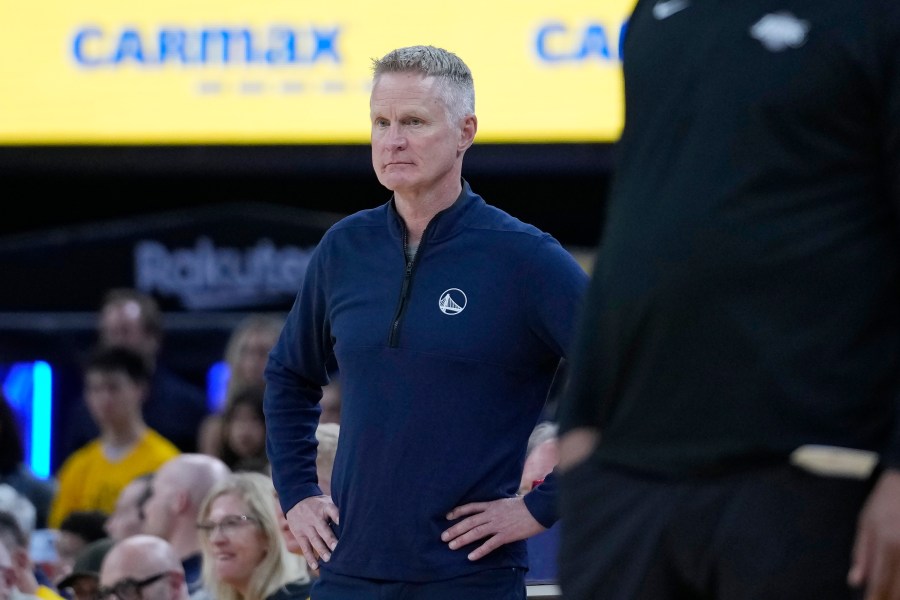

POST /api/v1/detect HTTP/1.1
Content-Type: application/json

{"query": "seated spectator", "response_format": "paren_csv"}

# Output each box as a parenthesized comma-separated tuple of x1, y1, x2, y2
(272, 496, 303, 559)
(103, 474, 153, 542)
(0, 484, 54, 588)
(197, 472, 310, 600)
(59, 288, 209, 464)
(519, 421, 559, 495)
(53, 511, 107, 583)
(141, 454, 231, 596)
(217, 385, 268, 474)
(0, 392, 56, 530)
(270, 422, 340, 573)
(55, 538, 113, 600)
(0, 509, 63, 600)
(48, 345, 180, 528)
(27, 528, 58, 589)
(519, 421, 560, 585)
(0, 485, 35, 544)
(198, 314, 284, 458)
(314, 423, 340, 497)
(98, 535, 188, 600)
(0, 534, 17, 600)
(319, 375, 341, 425)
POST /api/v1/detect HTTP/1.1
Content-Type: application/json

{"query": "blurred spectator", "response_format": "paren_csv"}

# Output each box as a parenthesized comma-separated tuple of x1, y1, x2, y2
(519, 422, 559, 495)
(26, 529, 57, 590)
(0, 484, 53, 590)
(219, 315, 285, 407)
(0, 392, 55, 529)
(48, 346, 180, 528)
(198, 314, 284, 458)
(313, 423, 339, 497)
(54, 538, 113, 600)
(59, 288, 209, 462)
(197, 472, 310, 600)
(0, 510, 63, 600)
(272, 496, 303, 561)
(0, 485, 36, 545)
(217, 385, 268, 474)
(98, 535, 188, 600)
(103, 474, 152, 542)
(53, 512, 107, 583)
(141, 454, 231, 596)
(318, 376, 341, 426)
(270, 423, 340, 582)
(519, 422, 560, 584)
(0, 535, 16, 600)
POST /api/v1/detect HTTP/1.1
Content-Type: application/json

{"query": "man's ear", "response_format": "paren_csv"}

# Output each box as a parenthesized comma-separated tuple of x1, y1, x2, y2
(458, 114, 478, 152)
(172, 489, 191, 515)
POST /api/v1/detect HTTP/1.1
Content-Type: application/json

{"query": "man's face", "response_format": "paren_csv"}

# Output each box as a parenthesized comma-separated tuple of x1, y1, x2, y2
(99, 552, 172, 600)
(140, 468, 177, 540)
(54, 530, 88, 579)
(84, 370, 144, 431)
(106, 478, 151, 541)
(369, 72, 469, 196)
(64, 576, 100, 600)
(231, 329, 278, 386)
(99, 301, 156, 359)
(225, 404, 266, 459)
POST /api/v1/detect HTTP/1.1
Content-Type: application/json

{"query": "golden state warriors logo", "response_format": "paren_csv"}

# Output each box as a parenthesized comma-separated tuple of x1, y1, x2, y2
(439, 288, 467, 315)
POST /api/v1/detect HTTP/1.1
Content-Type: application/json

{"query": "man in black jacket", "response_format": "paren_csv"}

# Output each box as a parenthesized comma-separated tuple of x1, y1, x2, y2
(556, 1, 900, 599)
(58, 288, 209, 461)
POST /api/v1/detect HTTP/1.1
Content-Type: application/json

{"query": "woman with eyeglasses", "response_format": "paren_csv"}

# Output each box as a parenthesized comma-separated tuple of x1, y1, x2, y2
(196, 472, 311, 600)
(97, 535, 188, 600)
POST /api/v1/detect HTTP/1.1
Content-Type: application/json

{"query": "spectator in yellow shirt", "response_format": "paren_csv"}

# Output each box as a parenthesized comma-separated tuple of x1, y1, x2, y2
(48, 346, 180, 528)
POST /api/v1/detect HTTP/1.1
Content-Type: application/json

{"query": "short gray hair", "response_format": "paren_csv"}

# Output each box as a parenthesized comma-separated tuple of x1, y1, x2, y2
(372, 45, 475, 125)
(527, 421, 559, 457)
(0, 484, 35, 538)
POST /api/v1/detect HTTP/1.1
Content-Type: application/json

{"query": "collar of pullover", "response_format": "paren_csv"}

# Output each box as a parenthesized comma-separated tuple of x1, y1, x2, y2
(387, 178, 484, 244)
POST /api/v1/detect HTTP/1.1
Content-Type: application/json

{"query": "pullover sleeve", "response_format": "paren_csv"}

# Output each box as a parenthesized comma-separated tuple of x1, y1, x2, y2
(523, 235, 589, 525)
(555, 262, 606, 437)
(264, 243, 331, 513)
(522, 469, 559, 528)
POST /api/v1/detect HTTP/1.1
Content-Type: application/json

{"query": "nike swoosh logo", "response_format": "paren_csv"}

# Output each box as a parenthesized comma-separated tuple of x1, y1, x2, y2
(652, 0, 690, 20)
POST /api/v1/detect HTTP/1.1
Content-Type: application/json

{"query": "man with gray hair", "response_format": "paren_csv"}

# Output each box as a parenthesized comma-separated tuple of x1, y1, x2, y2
(265, 45, 588, 599)
(0, 485, 35, 543)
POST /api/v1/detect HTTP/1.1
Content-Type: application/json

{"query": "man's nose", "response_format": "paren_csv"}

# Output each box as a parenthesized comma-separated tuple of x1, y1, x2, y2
(385, 124, 407, 149)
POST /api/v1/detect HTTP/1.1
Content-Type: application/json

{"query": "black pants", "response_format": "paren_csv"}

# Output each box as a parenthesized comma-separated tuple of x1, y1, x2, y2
(558, 460, 874, 600)
(311, 567, 526, 600)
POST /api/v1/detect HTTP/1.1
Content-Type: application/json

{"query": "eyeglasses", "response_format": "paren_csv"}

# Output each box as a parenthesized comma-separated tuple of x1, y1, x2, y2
(95, 572, 170, 600)
(196, 514, 258, 537)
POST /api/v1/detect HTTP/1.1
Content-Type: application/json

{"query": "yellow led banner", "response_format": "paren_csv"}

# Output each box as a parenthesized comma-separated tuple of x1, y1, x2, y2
(0, 0, 635, 144)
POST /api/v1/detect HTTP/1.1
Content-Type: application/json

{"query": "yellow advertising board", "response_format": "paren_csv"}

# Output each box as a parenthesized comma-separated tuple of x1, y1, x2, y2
(0, 1, 635, 144)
